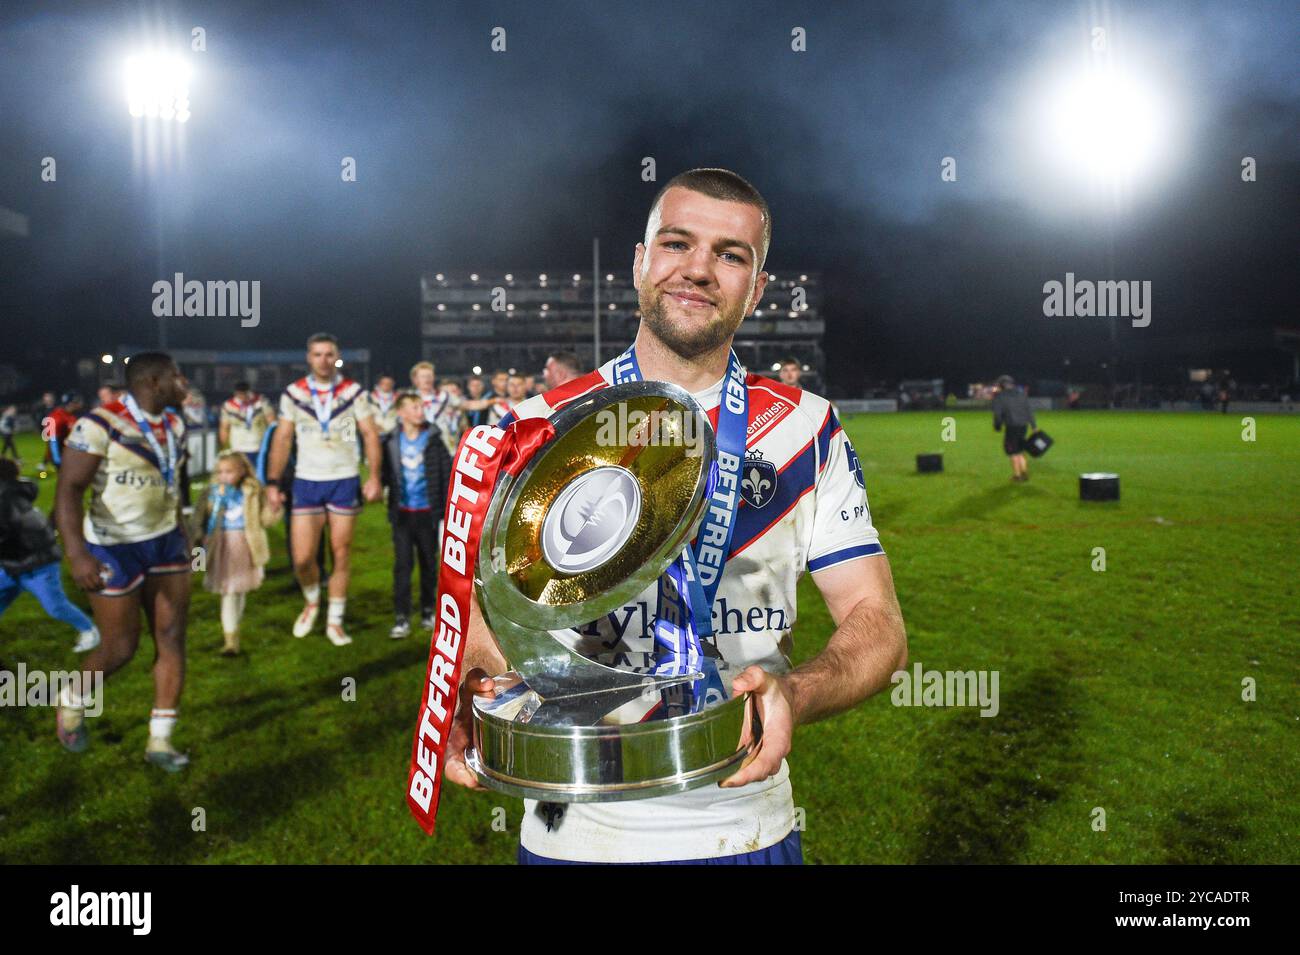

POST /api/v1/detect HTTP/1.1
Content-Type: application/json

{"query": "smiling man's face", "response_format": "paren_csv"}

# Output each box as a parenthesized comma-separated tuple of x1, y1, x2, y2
(633, 186, 768, 360)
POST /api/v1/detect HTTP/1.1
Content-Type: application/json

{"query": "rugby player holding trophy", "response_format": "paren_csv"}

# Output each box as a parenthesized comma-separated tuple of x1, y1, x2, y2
(437, 169, 909, 864)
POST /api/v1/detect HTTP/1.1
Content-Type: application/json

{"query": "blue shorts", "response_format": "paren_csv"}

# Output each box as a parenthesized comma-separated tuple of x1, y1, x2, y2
(291, 477, 361, 516)
(518, 829, 803, 865)
(87, 527, 189, 597)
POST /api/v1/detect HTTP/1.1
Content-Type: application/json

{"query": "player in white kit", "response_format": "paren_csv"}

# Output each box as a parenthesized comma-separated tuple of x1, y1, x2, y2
(443, 169, 909, 864)
(265, 334, 382, 645)
(53, 352, 194, 771)
(218, 381, 275, 454)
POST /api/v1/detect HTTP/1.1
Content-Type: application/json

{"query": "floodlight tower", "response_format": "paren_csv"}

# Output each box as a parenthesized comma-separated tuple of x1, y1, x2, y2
(124, 50, 193, 348)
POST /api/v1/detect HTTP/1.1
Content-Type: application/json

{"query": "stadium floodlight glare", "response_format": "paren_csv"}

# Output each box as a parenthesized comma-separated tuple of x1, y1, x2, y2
(472, 365, 482, 375)
(334, 359, 343, 368)
(1043, 67, 1165, 184)
(101, 354, 113, 364)
(124, 51, 192, 122)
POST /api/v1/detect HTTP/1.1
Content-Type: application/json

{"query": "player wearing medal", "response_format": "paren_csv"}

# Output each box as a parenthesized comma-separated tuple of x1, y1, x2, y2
(264, 334, 382, 646)
(53, 352, 194, 771)
(218, 381, 275, 454)
(370, 374, 400, 436)
(444, 169, 908, 864)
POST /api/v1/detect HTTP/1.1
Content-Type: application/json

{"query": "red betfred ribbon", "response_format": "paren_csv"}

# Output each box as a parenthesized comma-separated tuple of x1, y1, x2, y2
(406, 417, 555, 835)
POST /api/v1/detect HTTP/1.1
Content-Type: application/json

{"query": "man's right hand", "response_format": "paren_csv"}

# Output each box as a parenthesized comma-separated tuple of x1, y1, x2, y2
(443, 667, 497, 790)
(70, 552, 107, 592)
(265, 484, 284, 511)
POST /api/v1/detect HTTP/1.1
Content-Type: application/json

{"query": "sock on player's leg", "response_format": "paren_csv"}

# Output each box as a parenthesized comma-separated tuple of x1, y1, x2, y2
(327, 598, 346, 627)
(58, 683, 86, 731)
(149, 708, 178, 743)
(302, 583, 321, 605)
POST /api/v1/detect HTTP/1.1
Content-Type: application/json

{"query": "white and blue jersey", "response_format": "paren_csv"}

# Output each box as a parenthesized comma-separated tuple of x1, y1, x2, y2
(496, 356, 883, 862)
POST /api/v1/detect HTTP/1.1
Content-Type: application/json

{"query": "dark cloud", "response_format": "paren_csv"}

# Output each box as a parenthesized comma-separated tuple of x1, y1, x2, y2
(1, 0, 1296, 389)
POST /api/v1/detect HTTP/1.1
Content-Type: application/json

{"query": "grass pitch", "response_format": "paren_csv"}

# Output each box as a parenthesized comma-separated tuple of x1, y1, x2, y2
(0, 411, 1295, 864)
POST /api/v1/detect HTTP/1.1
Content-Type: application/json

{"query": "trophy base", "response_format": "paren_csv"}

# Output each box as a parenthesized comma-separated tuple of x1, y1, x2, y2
(466, 668, 758, 803)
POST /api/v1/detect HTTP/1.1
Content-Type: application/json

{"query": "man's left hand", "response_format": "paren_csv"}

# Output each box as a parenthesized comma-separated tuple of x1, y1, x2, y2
(363, 475, 382, 502)
(720, 665, 795, 789)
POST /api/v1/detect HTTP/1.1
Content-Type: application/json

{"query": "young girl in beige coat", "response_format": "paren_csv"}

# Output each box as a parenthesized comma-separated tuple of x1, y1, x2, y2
(199, 451, 281, 655)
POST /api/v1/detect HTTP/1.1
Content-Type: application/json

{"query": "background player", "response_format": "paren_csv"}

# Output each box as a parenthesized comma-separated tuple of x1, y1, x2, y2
(778, 356, 803, 389)
(218, 381, 276, 454)
(370, 374, 399, 436)
(542, 350, 583, 391)
(265, 334, 382, 646)
(54, 352, 193, 771)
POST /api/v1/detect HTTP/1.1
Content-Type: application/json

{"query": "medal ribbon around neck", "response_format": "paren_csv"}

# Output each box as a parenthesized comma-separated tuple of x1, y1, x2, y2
(611, 345, 748, 678)
(239, 396, 259, 428)
(123, 393, 178, 490)
(308, 376, 340, 434)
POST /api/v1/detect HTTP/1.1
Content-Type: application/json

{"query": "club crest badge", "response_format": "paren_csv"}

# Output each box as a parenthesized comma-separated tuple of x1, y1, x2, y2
(740, 449, 778, 509)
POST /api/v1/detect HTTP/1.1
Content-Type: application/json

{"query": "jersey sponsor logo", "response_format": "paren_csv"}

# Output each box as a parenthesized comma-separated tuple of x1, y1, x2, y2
(846, 442, 865, 488)
(739, 449, 778, 508)
(746, 397, 793, 442)
(113, 469, 168, 489)
(575, 596, 790, 650)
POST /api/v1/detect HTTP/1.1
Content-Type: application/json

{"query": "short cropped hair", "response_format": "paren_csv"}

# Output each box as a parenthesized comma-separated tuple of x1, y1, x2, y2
(548, 351, 583, 375)
(125, 352, 176, 387)
(307, 333, 339, 350)
(648, 168, 772, 269)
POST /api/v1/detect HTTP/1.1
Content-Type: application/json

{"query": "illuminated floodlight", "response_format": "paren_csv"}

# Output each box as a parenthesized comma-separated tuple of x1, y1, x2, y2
(125, 51, 192, 122)
(1043, 67, 1166, 184)
(101, 354, 113, 364)
(334, 359, 343, 368)
(472, 365, 482, 375)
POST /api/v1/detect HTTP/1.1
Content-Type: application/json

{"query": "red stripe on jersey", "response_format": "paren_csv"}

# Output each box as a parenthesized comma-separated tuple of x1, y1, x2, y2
(543, 369, 608, 412)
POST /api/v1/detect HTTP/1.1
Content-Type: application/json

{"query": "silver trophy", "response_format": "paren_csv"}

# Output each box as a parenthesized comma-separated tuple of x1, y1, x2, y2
(465, 381, 760, 802)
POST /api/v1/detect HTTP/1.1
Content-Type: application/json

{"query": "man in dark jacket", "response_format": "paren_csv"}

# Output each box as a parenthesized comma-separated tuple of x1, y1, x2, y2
(0, 459, 99, 651)
(380, 392, 452, 638)
(992, 375, 1037, 482)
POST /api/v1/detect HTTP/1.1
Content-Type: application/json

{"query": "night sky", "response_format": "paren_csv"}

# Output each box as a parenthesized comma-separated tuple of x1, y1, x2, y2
(1, 0, 1296, 393)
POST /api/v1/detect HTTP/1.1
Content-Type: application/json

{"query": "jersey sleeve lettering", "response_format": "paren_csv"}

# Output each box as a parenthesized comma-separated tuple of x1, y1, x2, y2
(806, 409, 883, 572)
